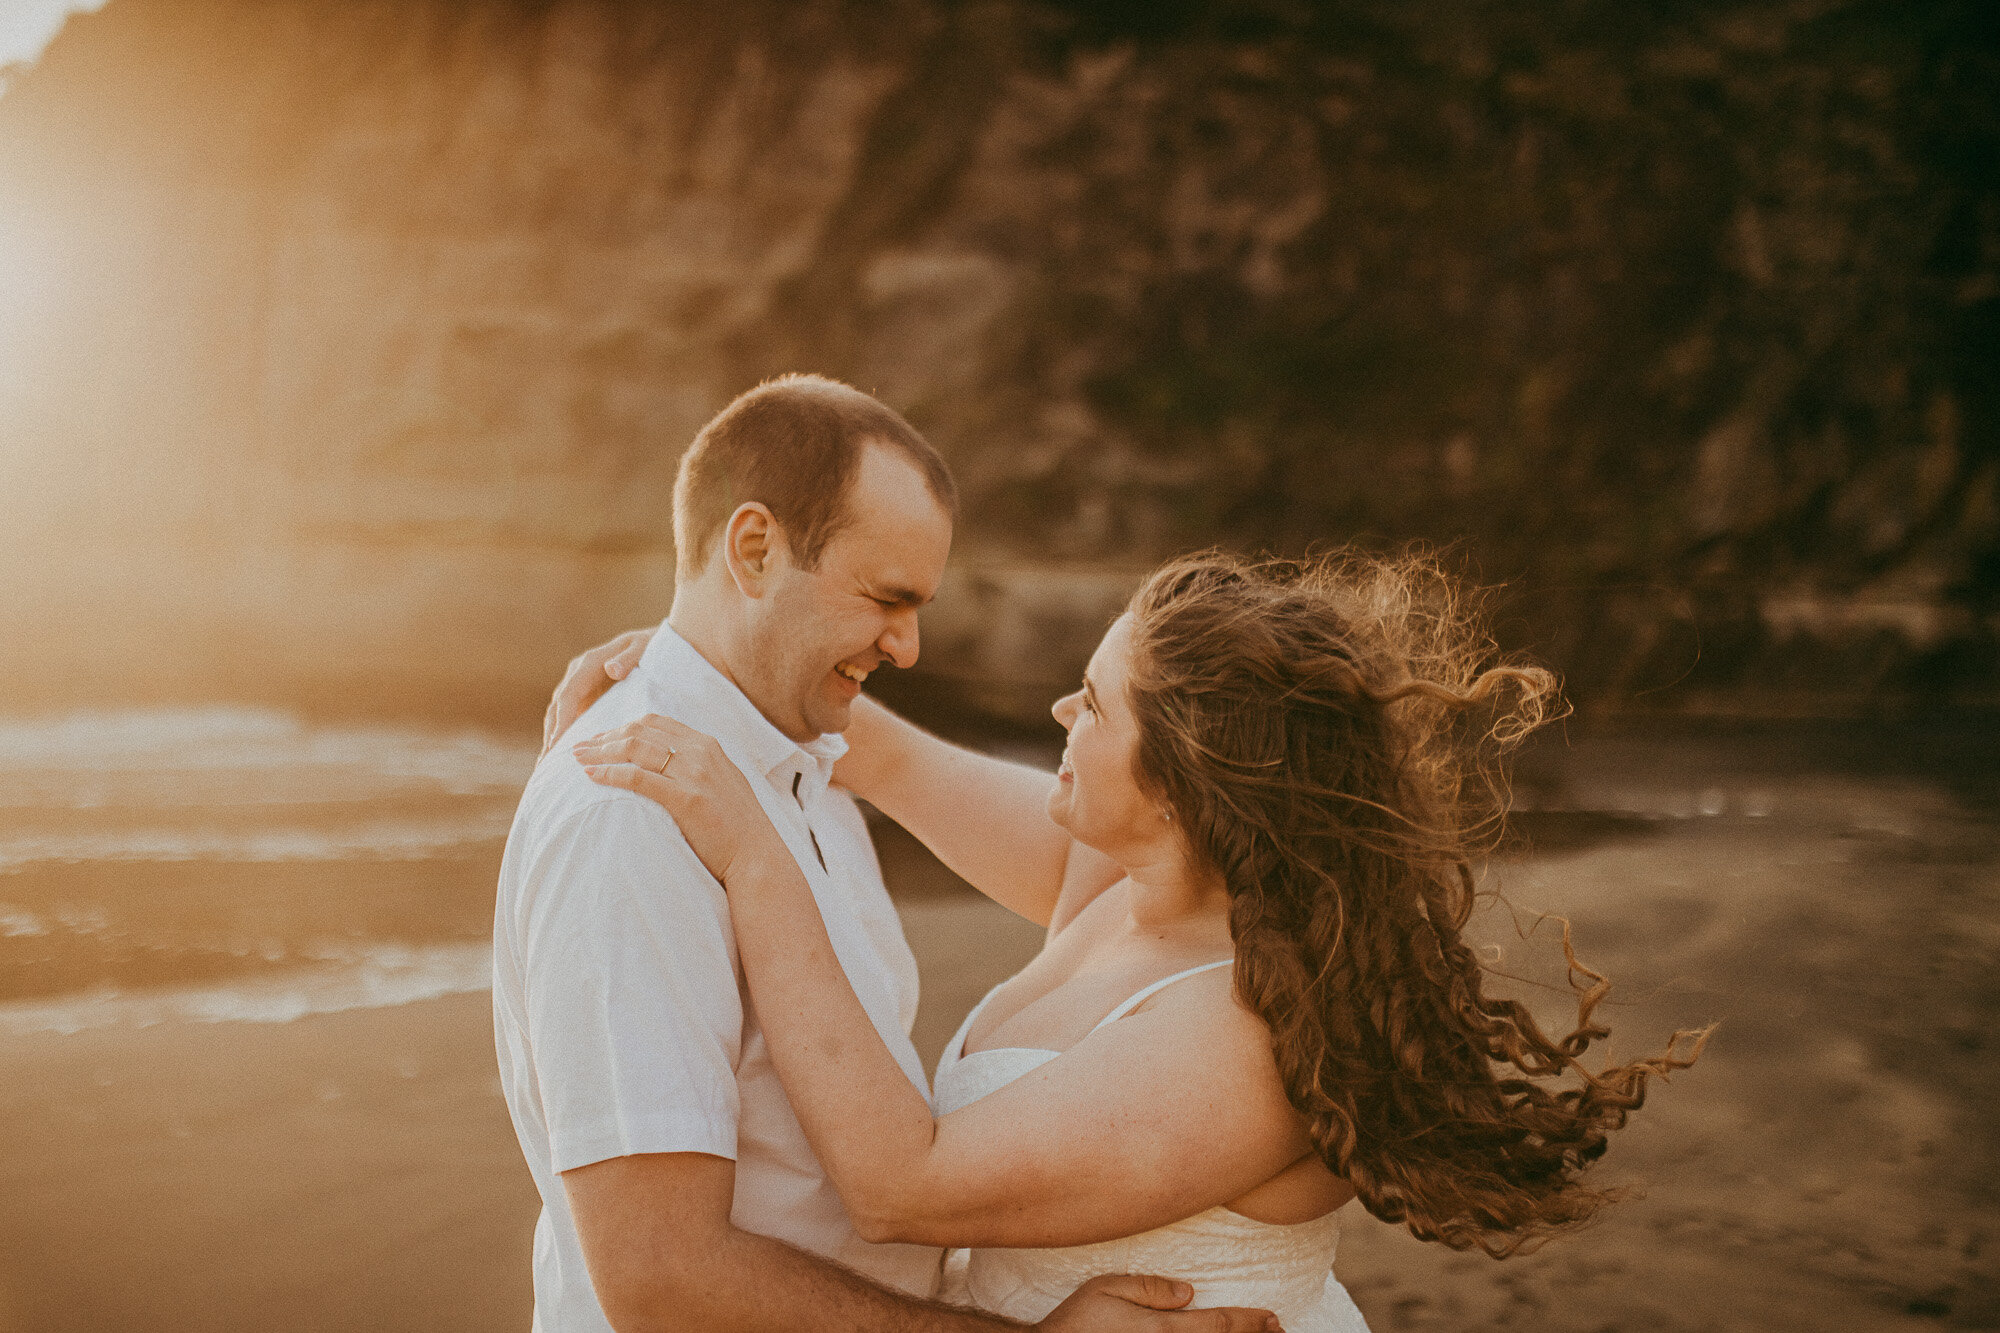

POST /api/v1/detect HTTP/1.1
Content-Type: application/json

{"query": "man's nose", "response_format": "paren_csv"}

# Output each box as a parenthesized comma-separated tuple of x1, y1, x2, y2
(879, 607, 920, 670)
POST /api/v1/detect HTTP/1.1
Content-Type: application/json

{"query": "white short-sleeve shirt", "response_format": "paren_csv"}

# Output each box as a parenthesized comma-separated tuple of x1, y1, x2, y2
(492, 624, 942, 1331)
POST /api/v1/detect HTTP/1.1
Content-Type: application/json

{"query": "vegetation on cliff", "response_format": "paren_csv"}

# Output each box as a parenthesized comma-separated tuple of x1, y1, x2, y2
(0, 0, 1991, 716)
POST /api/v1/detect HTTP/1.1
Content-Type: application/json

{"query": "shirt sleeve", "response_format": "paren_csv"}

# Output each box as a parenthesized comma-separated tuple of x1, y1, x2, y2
(519, 795, 743, 1174)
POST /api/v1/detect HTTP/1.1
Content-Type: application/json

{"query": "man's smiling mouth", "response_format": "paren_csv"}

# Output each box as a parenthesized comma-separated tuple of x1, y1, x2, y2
(835, 662, 870, 684)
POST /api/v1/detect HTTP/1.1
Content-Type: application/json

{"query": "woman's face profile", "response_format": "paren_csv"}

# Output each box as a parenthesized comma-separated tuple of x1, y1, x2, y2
(1047, 615, 1162, 856)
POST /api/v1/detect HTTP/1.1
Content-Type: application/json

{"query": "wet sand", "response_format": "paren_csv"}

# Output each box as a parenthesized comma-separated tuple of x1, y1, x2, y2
(0, 895, 1043, 1333)
(2, 726, 1995, 1331)
(1334, 787, 2000, 1332)
(0, 993, 531, 1333)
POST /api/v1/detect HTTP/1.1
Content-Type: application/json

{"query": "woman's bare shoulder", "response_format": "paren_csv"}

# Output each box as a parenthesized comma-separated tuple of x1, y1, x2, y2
(1077, 964, 1308, 1155)
(1129, 963, 1281, 1068)
(1137, 960, 1246, 1017)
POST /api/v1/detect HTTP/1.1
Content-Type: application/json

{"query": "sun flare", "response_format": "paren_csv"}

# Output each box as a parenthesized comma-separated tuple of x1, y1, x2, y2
(0, 0, 107, 76)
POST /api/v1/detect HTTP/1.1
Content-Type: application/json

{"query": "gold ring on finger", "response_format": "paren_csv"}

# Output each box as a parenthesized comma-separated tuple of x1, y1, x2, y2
(654, 747, 676, 776)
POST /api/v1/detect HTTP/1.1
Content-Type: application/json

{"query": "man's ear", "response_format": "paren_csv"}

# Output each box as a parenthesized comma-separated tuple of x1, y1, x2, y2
(721, 502, 784, 598)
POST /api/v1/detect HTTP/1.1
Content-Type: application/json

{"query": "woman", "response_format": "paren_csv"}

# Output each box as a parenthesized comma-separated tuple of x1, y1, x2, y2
(560, 550, 1706, 1328)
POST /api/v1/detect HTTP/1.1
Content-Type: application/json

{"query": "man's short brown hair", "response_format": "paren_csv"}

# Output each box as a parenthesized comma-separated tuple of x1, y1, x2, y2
(672, 375, 958, 577)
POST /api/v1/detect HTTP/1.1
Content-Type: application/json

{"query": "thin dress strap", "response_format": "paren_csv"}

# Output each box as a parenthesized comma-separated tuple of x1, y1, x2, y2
(1086, 959, 1234, 1037)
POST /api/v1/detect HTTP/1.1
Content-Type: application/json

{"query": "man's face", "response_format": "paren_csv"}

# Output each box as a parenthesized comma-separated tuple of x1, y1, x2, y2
(742, 444, 953, 740)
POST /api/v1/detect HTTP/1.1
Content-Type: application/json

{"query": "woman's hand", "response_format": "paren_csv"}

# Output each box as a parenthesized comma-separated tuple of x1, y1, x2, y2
(542, 629, 655, 756)
(574, 714, 789, 887)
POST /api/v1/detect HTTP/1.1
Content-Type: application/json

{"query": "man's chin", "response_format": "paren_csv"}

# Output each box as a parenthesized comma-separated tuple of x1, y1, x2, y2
(804, 699, 853, 738)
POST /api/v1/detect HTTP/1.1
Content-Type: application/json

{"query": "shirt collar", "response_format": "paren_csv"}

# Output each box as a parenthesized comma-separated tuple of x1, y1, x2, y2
(630, 621, 848, 808)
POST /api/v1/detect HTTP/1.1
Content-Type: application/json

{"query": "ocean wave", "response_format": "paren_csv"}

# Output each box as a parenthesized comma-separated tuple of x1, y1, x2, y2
(0, 941, 493, 1036)
(0, 904, 51, 936)
(0, 815, 512, 868)
(0, 706, 535, 789)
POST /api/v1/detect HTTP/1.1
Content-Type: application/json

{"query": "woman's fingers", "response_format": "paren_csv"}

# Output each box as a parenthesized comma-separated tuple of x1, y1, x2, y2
(581, 759, 752, 885)
(541, 695, 563, 757)
(605, 630, 650, 679)
(627, 712, 708, 748)
(543, 657, 609, 756)
(576, 713, 710, 750)
(543, 645, 613, 753)
(572, 715, 717, 772)
(572, 736, 676, 773)
(575, 715, 785, 890)
(539, 629, 656, 757)
(581, 761, 677, 806)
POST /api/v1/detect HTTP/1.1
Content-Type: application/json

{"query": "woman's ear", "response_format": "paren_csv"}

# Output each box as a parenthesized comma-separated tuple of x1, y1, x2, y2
(722, 502, 782, 597)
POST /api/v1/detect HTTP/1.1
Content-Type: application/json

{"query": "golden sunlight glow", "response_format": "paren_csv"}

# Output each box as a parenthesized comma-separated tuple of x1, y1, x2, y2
(0, 0, 108, 75)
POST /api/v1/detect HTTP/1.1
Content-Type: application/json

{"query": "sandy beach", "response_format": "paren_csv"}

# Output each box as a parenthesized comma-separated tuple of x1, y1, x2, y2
(0, 888, 1045, 1333)
(1, 721, 1994, 1331)
(0, 992, 532, 1333)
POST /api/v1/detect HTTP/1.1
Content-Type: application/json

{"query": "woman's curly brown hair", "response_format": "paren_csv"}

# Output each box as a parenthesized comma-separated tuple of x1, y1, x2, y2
(1123, 548, 1709, 1256)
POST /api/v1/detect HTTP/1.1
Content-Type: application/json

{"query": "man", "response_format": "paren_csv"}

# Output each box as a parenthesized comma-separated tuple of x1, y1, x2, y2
(495, 375, 1275, 1332)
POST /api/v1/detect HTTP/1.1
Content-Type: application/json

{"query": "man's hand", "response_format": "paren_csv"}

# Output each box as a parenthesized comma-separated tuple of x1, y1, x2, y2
(1036, 1275, 1281, 1333)
(543, 629, 654, 756)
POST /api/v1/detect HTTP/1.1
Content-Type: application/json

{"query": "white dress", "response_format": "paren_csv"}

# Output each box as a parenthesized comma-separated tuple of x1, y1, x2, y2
(932, 962, 1373, 1332)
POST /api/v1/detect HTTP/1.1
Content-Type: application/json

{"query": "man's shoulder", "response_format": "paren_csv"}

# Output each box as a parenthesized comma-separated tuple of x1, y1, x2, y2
(519, 680, 722, 830)
(498, 761, 729, 942)
(511, 752, 678, 849)
(503, 688, 699, 885)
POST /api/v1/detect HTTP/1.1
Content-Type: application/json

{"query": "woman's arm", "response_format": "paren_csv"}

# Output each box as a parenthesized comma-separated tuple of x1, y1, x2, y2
(732, 849, 1307, 1248)
(577, 717, 1310, 1250)
(550, 632, 1117, 928)
(838, 695, 1122, 930)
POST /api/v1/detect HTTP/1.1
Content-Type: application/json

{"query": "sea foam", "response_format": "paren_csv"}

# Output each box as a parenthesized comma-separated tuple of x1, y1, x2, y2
(0, 941, 493, 1037)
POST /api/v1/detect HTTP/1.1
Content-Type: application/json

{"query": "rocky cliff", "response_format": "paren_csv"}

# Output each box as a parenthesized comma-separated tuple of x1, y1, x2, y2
(1, 0, 1993, 725)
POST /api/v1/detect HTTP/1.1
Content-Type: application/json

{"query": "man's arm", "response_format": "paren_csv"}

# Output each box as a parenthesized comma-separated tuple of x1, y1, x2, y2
(564, 1153, 1281, 1333)
(565, 1152, 1003, 1332)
